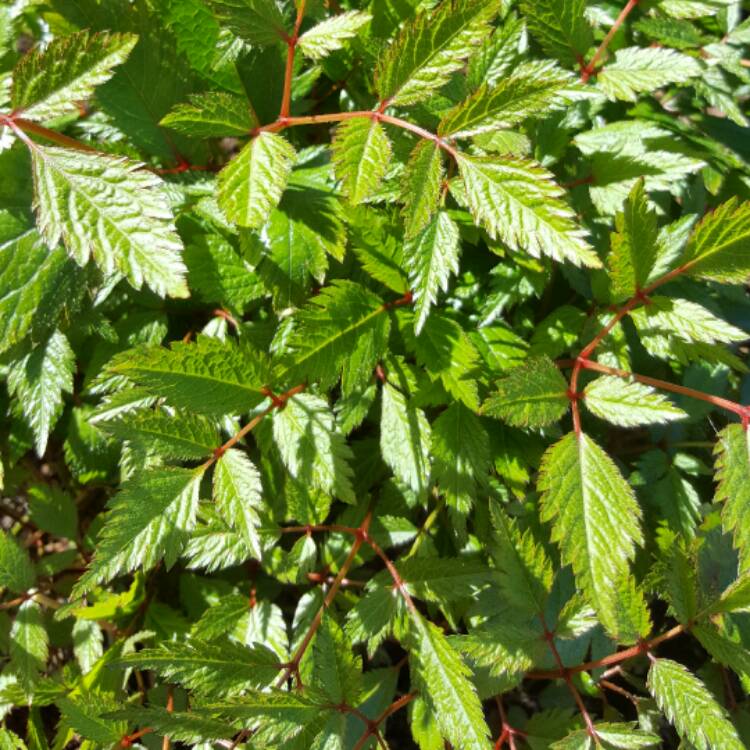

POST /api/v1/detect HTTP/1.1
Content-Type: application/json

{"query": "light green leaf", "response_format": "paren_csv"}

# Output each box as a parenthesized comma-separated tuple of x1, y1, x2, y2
(692, 623, 750, 678)
(439, 61, 582, 138)
(553, 723, 659, 749)
(707, 572, 750, 615)
(402, 141, 443, 240)
(519, 0, 591, 66)
(0, 533, 35, 594)
(714, 424, 750, 570)
(455, 155, 600, 268)
(298, 11, 371, 60)
(408, 613, 492, 750)
(406, 212, 460, 335)
(609, 180, 659, 302)
(161, 92, 258, 137)
(214, 449, 264, 558)
(482, 356, 569, 428)
(311, 617, 362, 704)
(73, 467, 204, 595)
(630, 296, 747, 347)
(71, 619, 103, 675)
(58, 692, 127, 746)
(285, 280, 390, 396)
(12, 31, 137, 122)
(647, 658, 744, 750)
(681, 198, 750, 284)
(411, 312, 481, 410)
(110, 336, 272, 416)
(7, 330, 75, 456)
(538, 432, 644, 636)
(597, 47, 702, 102)
(98, 408, 220, 460)
(381, 382, 431, 493)
(205, 0, 289, 45)
(331, 117, 392, 204)
(10, 600, 48, 693)
(217, 132, 296, 229)
(104, 707, 233, 743)
(490, 504, 553, 615)
(431, 403, 490, 509)
(0, 231, 79, 355)
(272, 393, 355, 504)
(375, 0, 499, 106)
(31, 145, 187, 298)
(583, 376, 687, 427)
(118, 639, 279, 696)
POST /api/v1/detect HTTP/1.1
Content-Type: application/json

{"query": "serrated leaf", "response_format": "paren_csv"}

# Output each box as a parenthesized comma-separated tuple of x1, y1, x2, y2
(411, 312, 481, 410)
(597, 47, 702, 102)
(161, 92, 258, 137)
(31, 145, 187, 298)
(217, 132, 296, 229)
(714, 424, 750, 570)
(72, 619, 103, 675)
(553, 723, 659, 749)
(0, 533, 35, 594)
(381, 382, 431, 493)
(519, 0, 591, 66)
(10, 600, 48, 693)
(630, 296, 747, 347)
(647, 658, 744, 750)
(583, 376, 687, 427)
(311, 617, 362, 704)
(331, 117, 392, 204)
(214, 449, 264, 558)
(482, 356, 569, 428)
(0, 230, 79, 355)
(375, 0, 499, 106)
(408, 614, 492, 750)
(73, 467, 204, 595)
(406, 212, 460, 335)
(707, 572, 750, 615)
(398, 556, 494, 603)
(538, 432, 644, 636)
(609, 180, 659, 302)
(402, 141, 443, 240)
(98, 408, 220, 459)
(285, 280, 390, 396)
(110, 336, 271, 416)
(57, 692, 126, 746)
(272, 393, 355, 504)
(681, 199, 750, 284)
(12, 31, 137, 122)
(431, 403, 490, 509)
(205, 0, 289, 45)
(454, 155, 599, 268)
(118, 639, 279, 696)
(105, 706, 234, 743)
(692, 623, 750, 678)
(298, 11, 371, 60)
(7, 330, 75, 457)
(439, 61, 582, 138)
(490, 504, 553, 615)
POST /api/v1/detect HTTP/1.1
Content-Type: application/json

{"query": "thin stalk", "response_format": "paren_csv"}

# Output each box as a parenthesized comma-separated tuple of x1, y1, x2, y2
(528, 623, 686, 680)
(352, 692, 417, 750)
(578, 359, 748, 418)
(581, 0, 640, 81)
(279, 0, 307, 119)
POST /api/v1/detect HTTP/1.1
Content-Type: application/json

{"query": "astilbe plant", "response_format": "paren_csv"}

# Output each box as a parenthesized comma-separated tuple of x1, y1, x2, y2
(1, 0, 750, 748)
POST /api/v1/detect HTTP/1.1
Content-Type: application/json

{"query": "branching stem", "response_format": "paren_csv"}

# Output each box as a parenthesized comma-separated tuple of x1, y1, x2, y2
(581, 0, 640, 81)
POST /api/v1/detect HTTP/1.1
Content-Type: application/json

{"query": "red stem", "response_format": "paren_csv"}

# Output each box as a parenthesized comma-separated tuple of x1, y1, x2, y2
(577, 359, 748, 418)
(581, 0, 640, 81)
(528, 623, 686, 680)
(279, 0, 307, 119)
(540, 615, 597, 738)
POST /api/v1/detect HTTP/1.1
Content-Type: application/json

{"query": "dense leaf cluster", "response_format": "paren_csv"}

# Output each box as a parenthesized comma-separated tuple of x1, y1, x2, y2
(1, 0, 750, 748)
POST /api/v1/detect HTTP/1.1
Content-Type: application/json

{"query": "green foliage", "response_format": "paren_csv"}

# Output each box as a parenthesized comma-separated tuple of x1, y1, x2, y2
(2, 0, 750, 747)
